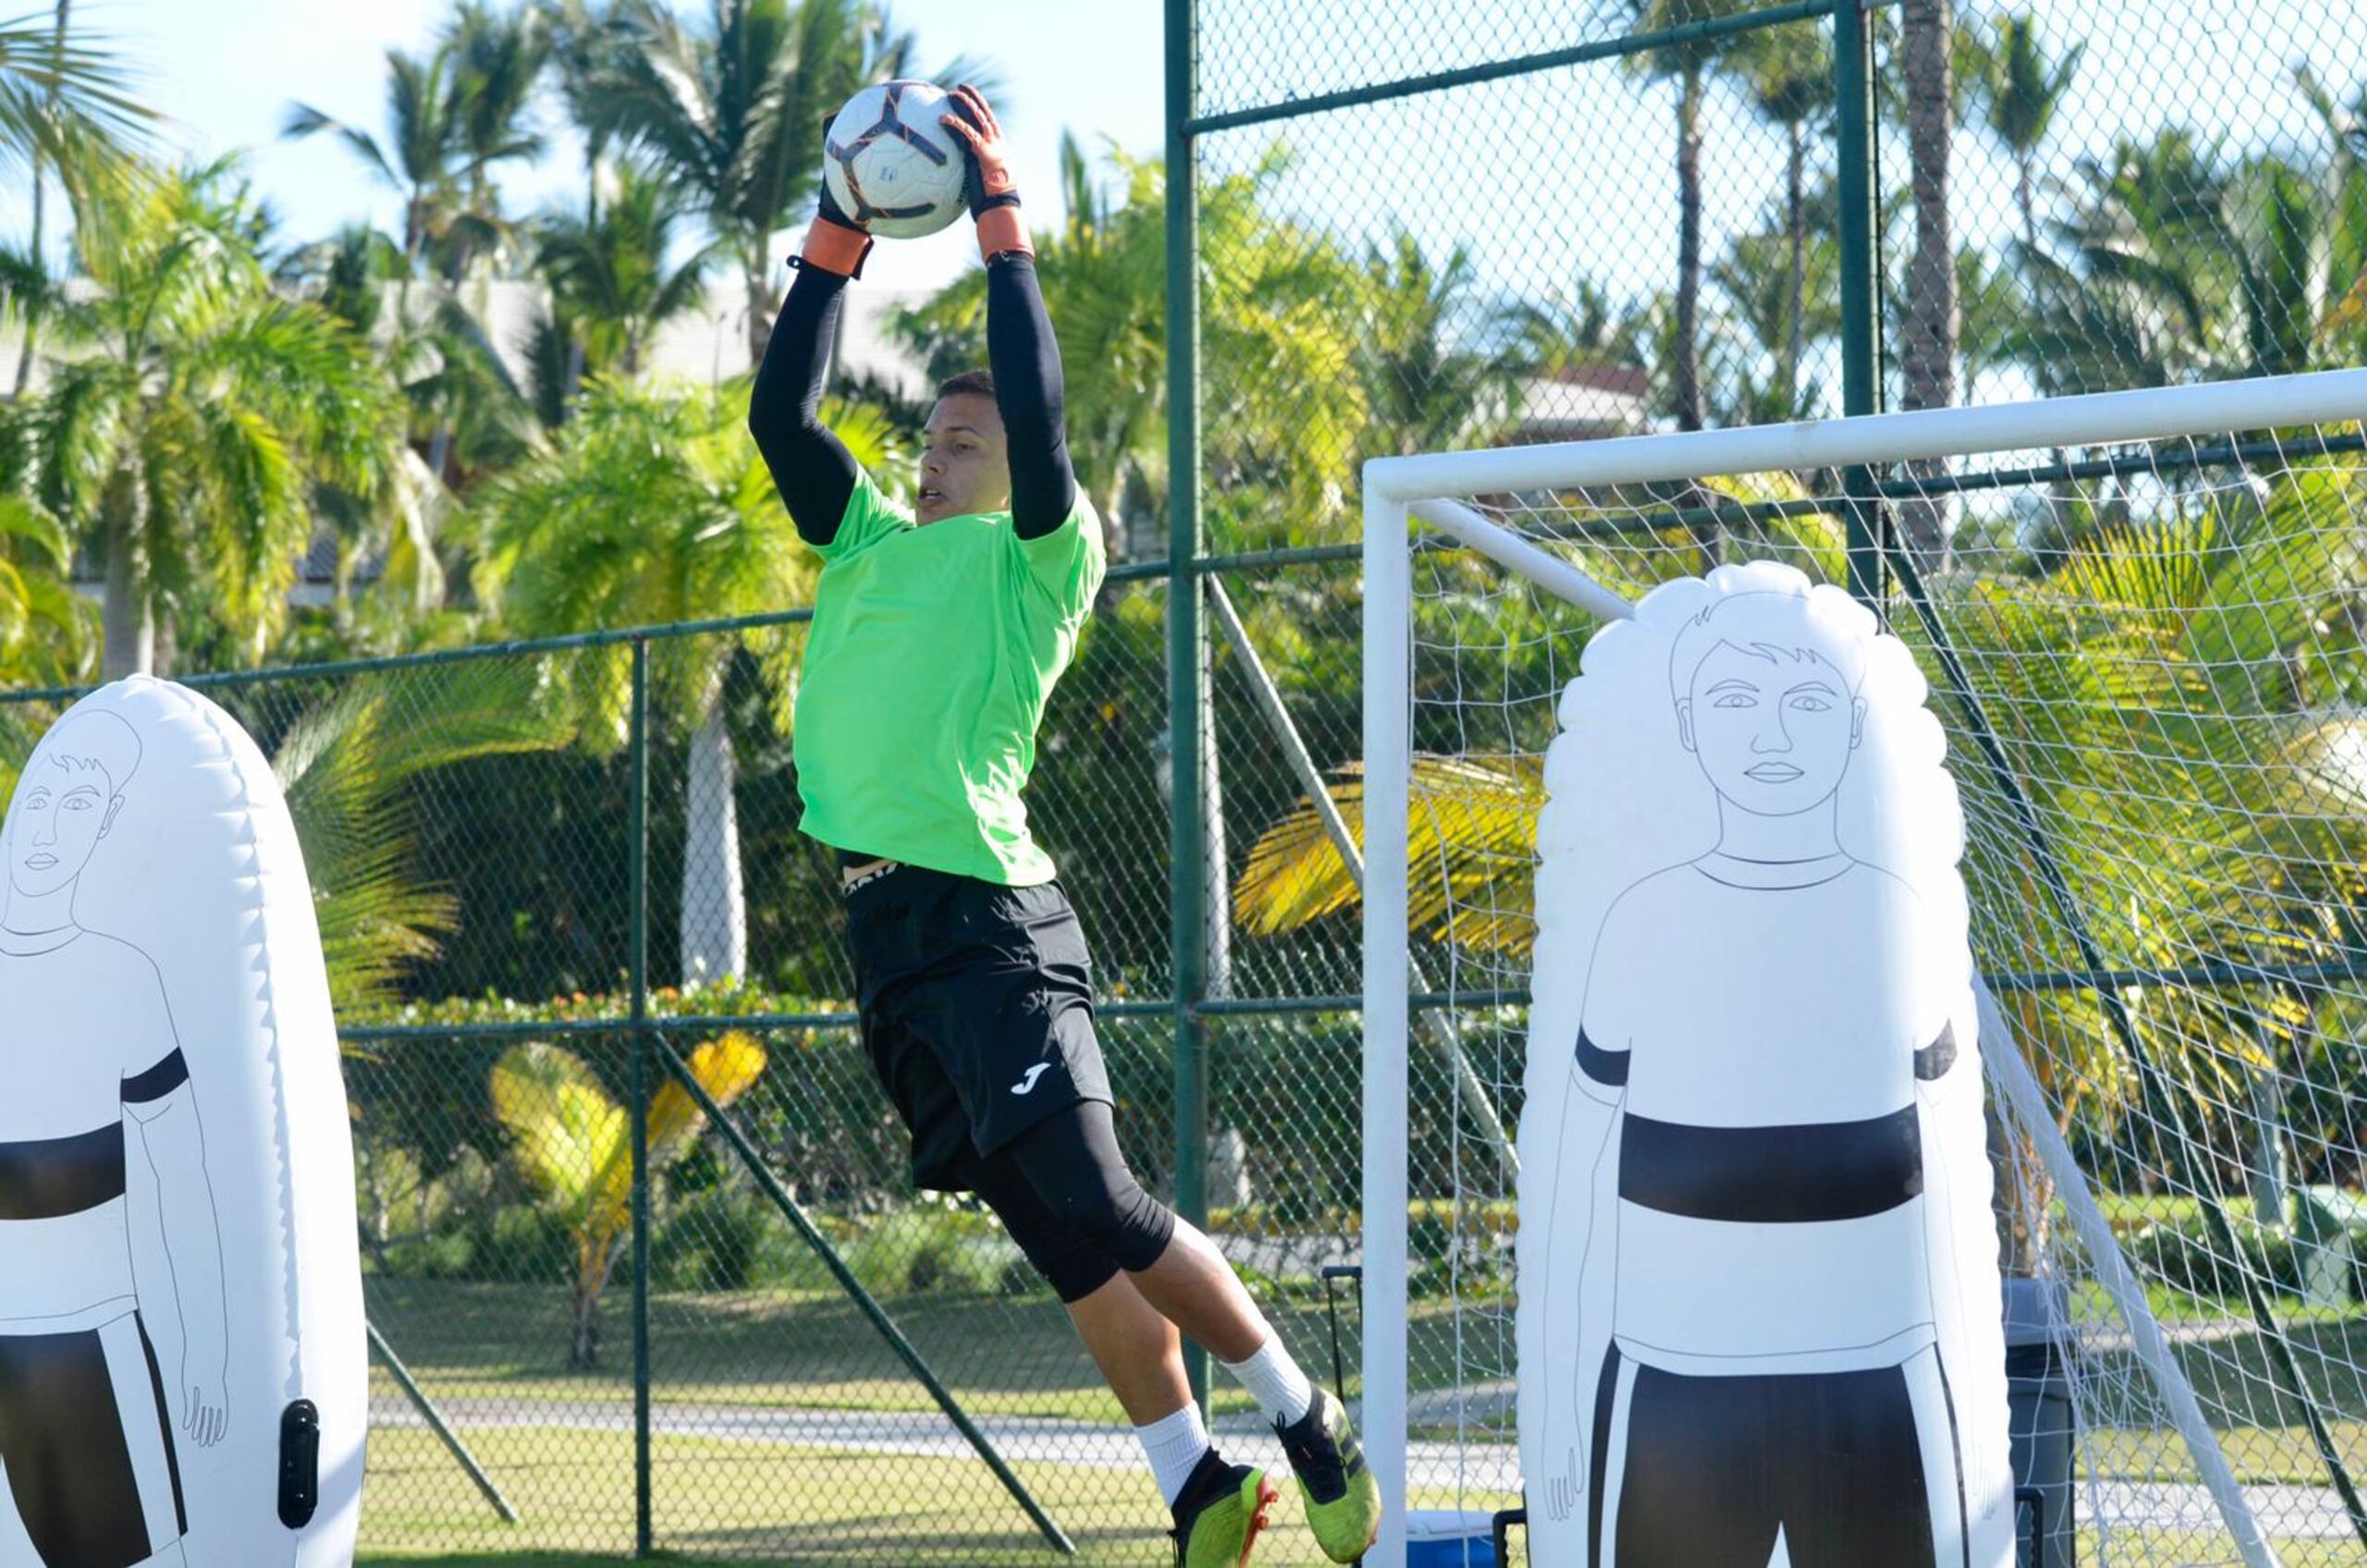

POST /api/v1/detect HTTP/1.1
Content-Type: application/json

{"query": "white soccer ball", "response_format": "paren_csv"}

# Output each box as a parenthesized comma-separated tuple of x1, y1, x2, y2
(823, 80, 968, 240)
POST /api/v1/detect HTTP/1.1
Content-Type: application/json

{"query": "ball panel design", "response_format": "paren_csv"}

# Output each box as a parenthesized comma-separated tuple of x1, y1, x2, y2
(825, 80, 967, 240)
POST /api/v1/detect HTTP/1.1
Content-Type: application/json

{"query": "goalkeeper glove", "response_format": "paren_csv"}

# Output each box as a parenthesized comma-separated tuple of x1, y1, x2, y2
(940, 83, 1030, 263)
(795, 124, 874, 277)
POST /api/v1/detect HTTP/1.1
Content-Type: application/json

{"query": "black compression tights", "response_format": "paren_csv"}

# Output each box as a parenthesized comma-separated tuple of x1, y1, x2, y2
(951, 1100, 1179, 1304)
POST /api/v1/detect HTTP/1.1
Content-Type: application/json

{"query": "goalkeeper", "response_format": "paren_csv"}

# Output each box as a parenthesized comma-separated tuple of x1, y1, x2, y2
(747, 84, 1381, 1567)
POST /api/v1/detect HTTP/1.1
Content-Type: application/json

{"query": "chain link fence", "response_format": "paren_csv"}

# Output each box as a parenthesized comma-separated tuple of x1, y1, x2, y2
(1182, 2, 2367, 1565)
(0, 0, 2361, 1562)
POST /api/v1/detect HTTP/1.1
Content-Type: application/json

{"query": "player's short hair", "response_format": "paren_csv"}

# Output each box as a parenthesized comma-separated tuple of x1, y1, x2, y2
(936, 369, 996, 401)
(1667, 590, 1870, 703)
(34, 709, 142, 796)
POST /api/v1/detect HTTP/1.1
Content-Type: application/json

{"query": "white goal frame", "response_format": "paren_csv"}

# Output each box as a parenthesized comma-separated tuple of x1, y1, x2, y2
(1357, 365, 2367, 1568)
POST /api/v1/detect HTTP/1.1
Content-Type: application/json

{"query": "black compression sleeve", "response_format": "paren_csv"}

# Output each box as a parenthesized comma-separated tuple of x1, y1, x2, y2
(985, 254, 1078, 540)
(747, 263, 860, 546)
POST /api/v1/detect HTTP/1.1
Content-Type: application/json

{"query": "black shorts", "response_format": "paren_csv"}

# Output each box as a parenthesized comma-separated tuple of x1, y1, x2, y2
(845, 863, 1113, 1190)
(1589, 1344, 1961, 1566)
(0, 1310, 188, 1568)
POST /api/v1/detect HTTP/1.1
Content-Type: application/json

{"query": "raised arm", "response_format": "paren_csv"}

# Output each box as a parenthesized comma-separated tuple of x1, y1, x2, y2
(942, 85, 1077, 540)
(746, 190, 875, 546)
(985, 256, 1078, 539)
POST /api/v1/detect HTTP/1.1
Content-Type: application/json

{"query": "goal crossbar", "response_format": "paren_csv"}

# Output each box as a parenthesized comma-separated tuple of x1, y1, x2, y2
(1367, 366, 2367, 503)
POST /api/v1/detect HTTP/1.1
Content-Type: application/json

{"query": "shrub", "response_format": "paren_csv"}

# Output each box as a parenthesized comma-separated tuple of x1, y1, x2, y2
(2128, 1213, 2301, 1299)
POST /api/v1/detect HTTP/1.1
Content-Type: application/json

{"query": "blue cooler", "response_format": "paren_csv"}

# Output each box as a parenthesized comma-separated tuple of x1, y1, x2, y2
(1405, 1510, 1499, 1566)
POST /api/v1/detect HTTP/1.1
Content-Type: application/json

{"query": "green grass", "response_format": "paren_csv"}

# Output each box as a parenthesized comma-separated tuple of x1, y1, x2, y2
(360, 1423, 1504, 1565)
(368, 1276, 1487, 1426)
(361, 1276, 2367, 1562)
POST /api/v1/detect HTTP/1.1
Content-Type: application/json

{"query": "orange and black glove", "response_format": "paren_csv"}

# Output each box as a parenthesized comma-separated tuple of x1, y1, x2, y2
(940, 82, 1030, 263)
(794, 128, 874, 278)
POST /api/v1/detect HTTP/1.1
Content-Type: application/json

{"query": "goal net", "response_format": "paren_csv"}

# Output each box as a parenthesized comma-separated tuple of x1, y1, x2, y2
(1358, 368, 2367, 1567)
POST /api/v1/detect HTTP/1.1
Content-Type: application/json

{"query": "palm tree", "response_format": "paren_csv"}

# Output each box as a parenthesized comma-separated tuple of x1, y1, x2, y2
(7, 1, 157, 394)
(284, 46, 470, 275)
(24, 162, 404, 677)
(288, 23, 547, 488)
(276, 660, 579, 1014)
(1728, 23, 1831, 407)
(895, 141, 1370, 553)
(541, 0, 633, 222)
(1497, 276, 1627, 377)
(494, 1032, 766, 1367)
(1621, 0, 1748, 432)
(2292, 67, 2367, 361)
(0, 489, 92, 686)
(1355, 229, 1520, 458)
(2005, 130, 2223, 398)
(1709, 232, 1835, 423)
(1896, 0, 1958, 569)
(444, 0, 550, 266)
(535, 158, 723, 387)
(481, 377, 901, 985)
(584, 0, 987, 367)
(1958, 10, 2084, 258)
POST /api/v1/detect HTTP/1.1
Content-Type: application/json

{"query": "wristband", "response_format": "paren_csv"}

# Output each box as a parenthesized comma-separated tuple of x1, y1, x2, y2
(975, 204, 1031, 263)
(796, 215, 874, 278)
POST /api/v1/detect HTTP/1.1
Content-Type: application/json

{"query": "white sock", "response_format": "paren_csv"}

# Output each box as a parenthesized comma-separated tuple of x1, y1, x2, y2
(1222, 1334, 1315, 1427)
(1137, 1403, 1211, 1508)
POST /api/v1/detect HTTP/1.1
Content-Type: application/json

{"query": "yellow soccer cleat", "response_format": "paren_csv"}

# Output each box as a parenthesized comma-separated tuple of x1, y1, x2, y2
(1276, 1388, 1382, 1563)
(1169, 1450, 1279, 1567)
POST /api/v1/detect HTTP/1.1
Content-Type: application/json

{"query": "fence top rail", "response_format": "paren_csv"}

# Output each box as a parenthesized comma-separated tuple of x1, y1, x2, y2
(1184, 0, 1870, 137)
(1364, 367, 2367, 504)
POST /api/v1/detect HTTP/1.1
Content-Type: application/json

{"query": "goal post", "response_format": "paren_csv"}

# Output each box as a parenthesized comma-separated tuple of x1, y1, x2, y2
(1359, 367, 2367, 1568)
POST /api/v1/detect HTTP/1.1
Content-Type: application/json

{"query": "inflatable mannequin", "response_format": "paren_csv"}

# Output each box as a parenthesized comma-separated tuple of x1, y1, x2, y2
(0, 677, 365, 1568)
(1516, 563, 2011, 1567)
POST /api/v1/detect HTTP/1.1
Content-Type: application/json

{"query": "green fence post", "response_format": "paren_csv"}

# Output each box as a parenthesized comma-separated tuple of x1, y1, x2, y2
(629, 637, 653, 1558)
(1833, 0, 1883, 611)
(1164, 0, 1210, 1411)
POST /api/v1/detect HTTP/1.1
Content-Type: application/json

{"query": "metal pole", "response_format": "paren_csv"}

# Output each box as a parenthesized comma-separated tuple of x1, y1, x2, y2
(1976, 989, 2277, 1568)
(1165, 0, 1210, 1412)
(1360, 485, 1414, 1567)
(1205, 579, 1518, 1184)
(628, 638, 653, 1558)
(366, 1319, 520, 1524)
(648, 1034, 1076, 1555)
(1833, 0, 1884, 610)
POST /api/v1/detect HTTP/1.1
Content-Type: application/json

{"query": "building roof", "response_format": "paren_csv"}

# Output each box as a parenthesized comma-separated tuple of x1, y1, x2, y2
(1514, 363, 1653, 443)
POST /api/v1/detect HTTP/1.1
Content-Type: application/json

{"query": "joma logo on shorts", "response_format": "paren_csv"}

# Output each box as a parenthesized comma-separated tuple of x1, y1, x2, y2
(1011, 1063, 1051, 1096)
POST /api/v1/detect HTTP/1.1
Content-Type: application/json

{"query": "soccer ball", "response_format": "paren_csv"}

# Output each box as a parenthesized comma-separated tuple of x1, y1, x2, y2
(823, 80, 967, 240)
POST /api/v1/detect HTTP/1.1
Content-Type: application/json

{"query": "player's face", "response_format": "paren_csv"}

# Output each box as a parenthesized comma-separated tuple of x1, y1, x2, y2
(1680, 642, 1862, 815)
(916, 394, 1010, 525)
(6, 758, 114, 899)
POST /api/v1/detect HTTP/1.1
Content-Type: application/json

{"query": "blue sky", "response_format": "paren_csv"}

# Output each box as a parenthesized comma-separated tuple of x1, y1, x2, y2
(13, 0, 1168, 291)
(6, 0, 2355, 315)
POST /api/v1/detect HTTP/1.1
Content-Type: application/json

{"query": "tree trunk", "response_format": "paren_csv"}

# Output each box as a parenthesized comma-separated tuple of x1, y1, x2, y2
(1896, 0, 1958, 570)
(746, 263, 774, 370)
(101, 482, 153, 679)
(1674, 65, 1705, 432)
(2016, 154, 2039, 257)
(680, 693, 748, 987)
(11, 0, 72, 398)
(1784, 120, 1808, 411)
(570, 1274, 603, 1370)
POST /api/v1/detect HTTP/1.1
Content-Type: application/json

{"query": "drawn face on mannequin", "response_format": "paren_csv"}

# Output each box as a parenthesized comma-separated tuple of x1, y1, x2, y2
(1677, 640, 1866, 816)
(5, 713, 139, 902)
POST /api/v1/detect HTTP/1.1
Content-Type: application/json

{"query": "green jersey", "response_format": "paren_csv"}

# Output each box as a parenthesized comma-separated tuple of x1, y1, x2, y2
(793, 470, 1105, 886)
